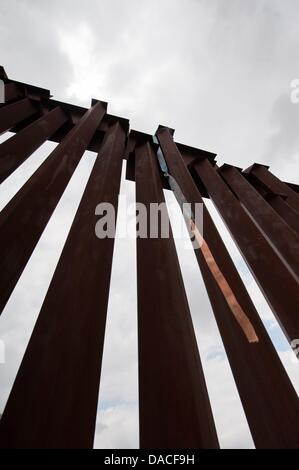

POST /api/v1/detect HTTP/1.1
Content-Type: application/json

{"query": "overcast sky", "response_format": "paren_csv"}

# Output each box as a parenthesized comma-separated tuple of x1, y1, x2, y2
(0, 0, 299, 449)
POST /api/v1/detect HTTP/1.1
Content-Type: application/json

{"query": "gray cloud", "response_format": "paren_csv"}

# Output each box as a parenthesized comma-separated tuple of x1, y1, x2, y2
(263, 92, 299, 167)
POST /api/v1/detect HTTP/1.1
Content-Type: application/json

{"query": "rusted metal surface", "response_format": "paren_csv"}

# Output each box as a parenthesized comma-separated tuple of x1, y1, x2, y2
(219, 164, 299, 280)
(194, 158, 299, 345)
(0, 65, 8, 80)
(156, 126, 299, 448)
(287, 181, 299, 194)
(2, 83, 24, 104)
(0, 106, 68, 183)
(0, 98, 39, 134)
(0, 65, 299, 449)
(0, 100, 106, 315)
(0, 68, 127, 153)
(243, 172, 299, 235)
(191, 221, 259, 343)
(125, 130, 215, 192)
(245, 163, 299, 213)
(266, 194, 299, 235)
(0, 120, 127, 449)
(134, 132, 219, 449)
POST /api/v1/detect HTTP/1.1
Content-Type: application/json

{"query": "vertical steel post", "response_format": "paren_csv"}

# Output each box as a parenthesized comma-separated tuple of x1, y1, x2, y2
(244, 163, 299, 212)
(219, 164, 299, 280)
(156, 126, 299, 448)
(193, 157, 299, 345)
(0, 98, 38, 134)
(135, 133, 219, 449)
(0, 120, 127, 448)
(265, 194, 299, 235)
(243, 173, 299, 235)
(2, 83, 23, 105)
(0, 100, 106, 315)
(0, 106, 68, 183)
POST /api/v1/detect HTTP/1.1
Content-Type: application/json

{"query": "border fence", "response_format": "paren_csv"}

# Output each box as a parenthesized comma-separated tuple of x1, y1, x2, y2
(0, 66, 298, 448)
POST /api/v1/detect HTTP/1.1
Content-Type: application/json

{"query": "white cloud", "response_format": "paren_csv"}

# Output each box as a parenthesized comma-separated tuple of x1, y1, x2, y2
(94, 404, 139, 449)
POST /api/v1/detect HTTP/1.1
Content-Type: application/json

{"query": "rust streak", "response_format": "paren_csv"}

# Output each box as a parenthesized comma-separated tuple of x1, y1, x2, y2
(191, 220, 259, 343)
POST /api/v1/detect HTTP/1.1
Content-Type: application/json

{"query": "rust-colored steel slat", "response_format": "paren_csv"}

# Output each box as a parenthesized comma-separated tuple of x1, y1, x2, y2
(0, 100, 106, 315)
(193, 158, 299, 345)
(244, 174, 299, 236)
(134, 133, 219, 449)
(0, 65, 8, 80)
(265, 194, 299, 235)
(2, 83, 24, 104)
(156, 126, 299, 448)
(0, 120, 127, 448)
(244, 163, 299, 213)
(0, 107, 68, 183)
(0, 98, 39, 134)
(219, 164, 299, 280)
